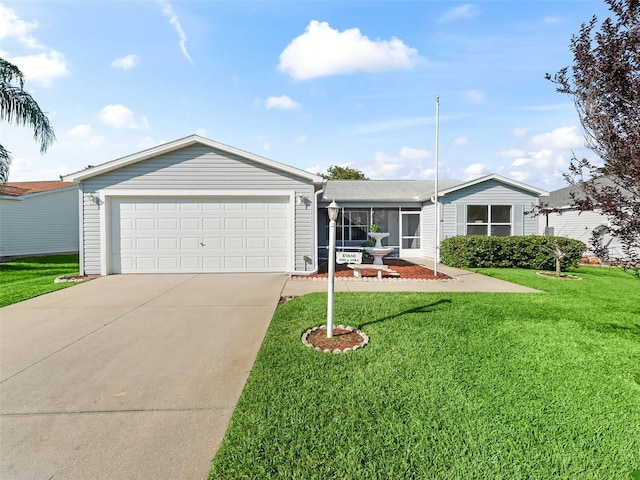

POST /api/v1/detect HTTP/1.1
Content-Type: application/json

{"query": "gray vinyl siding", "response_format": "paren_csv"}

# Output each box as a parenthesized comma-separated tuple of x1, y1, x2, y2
(440, 180, 541, 238)
(81, 145, 315, 274)
(0, 188, 79, 257)
(543, 209, 625, 257)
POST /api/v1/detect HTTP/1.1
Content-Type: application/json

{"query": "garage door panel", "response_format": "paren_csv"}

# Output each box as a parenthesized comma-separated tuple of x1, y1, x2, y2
(202, 256, 222, 269)
(224, 237, 244, 249)
(246, 218, 266, 230)
(246, 237, 265, 249)
(136, 218, 156, 230)
(180, 257, 200, 270)
(158, 257, 179, 270)
(135, 258, 157, 270)
(224, 218, 244, 230)
(268, 218, 287, 229)
(136, 238, 156, 250)
(112, 197, 290, 273)
(224, 257, 244, 270)
(158, 238, 178, 250)
(202, 237, 222, 249)
(246, 257, 266, 269)
(180, 237, 200, 250)
(202, 218, 221, 230)
(180, 218, 200, 230)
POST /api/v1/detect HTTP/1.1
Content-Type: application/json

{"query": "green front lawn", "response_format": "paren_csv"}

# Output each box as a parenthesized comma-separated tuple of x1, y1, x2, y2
(0, 254, 80, 307)
(210, 267, 640, 479)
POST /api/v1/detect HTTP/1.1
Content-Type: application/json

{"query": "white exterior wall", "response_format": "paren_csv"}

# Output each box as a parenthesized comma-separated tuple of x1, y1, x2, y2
(0, 187, 79, 257)
(80, 145, 315, 275)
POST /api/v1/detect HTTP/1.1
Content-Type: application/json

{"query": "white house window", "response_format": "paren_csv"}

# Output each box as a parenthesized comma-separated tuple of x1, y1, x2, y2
(337, 210, 369, 241)
(467, 205, 512, 236)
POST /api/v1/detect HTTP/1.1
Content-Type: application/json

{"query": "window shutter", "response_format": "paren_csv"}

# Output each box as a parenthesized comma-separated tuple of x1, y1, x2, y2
(456, 203, 466, 235)
(513, 203, 524, 235)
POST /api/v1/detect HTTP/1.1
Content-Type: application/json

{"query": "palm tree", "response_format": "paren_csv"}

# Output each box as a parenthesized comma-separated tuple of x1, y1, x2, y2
(0, 57, 55, 182)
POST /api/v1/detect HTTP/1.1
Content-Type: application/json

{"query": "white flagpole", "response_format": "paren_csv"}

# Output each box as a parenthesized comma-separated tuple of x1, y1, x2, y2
(434, 96, 440, 277)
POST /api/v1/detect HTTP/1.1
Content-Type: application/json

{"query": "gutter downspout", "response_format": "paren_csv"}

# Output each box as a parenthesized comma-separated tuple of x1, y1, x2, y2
(291, 186, 324, 276)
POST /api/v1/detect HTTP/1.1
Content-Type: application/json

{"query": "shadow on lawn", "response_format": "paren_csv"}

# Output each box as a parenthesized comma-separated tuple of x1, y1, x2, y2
(359, 299, 452, 329)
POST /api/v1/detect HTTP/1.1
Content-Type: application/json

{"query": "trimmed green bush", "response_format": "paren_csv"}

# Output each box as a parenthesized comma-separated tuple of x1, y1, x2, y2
(440, 235, 586, 270)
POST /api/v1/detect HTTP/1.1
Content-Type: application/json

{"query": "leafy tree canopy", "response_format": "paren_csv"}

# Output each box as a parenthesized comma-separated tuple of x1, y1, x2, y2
(0, 57, 55, 183)
(320, 165, 368, 180)
(546, 0, 639, 275)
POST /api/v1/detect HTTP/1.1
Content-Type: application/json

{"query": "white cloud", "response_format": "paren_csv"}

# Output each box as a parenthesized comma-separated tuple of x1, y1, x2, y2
(156, 0, 192, 63)
(463, 163, 489, 179)
(68, 124, 91, 138)
(195, 128, 207, 136)
(278, 20, 423, 80)
(439, 4, 480, 23)
(461, 89, 485, 104)
(529, 126, 584, 150)
(399, 146, 431, 160)
(9, 51, 68, 87)
(100, 104, 149, 129)
(265, 95, 302, 110)
(1, 4, 69, 87)
(453, 136, 472, 146)
(111, 54, 140, 70)
(362, 146, 433, 179)
(0, 3, 41, 49)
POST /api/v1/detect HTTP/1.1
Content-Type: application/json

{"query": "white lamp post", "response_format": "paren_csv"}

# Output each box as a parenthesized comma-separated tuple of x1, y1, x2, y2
(326, 200, 340, 339)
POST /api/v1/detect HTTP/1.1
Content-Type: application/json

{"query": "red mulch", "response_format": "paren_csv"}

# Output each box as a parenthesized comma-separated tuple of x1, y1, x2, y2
(300, 258, 452, 280)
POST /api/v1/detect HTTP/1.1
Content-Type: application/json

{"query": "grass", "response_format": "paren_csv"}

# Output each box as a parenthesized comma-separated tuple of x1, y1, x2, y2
(0, 254, 80, 307)
(210, 266, 640, 479)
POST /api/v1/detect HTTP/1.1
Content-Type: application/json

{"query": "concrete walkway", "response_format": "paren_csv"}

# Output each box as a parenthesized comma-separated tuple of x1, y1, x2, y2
(0, 273, 287, 480)
(282, 259, 541, 296)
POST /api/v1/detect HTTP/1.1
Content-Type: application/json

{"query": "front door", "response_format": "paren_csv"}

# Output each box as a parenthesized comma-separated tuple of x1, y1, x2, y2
(400, 211, 421, 258)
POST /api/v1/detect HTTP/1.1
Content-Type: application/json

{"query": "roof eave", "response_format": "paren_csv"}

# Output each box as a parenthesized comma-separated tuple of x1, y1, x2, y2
(65, 135, 324, 184)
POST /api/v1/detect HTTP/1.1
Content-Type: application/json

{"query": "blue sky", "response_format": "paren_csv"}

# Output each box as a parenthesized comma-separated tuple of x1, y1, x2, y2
(1, 0, 610, 190)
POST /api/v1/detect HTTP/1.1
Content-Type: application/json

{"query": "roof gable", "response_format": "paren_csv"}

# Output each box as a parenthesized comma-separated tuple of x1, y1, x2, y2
(64, 135, 323, 184)
(436, 174, 548, 198)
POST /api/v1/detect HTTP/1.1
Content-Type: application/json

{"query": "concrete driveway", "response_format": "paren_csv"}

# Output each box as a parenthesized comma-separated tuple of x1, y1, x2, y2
(0, 273, 287, 480)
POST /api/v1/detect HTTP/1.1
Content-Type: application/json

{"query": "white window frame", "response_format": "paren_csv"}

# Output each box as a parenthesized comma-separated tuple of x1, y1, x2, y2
(466, 204, 512, 236)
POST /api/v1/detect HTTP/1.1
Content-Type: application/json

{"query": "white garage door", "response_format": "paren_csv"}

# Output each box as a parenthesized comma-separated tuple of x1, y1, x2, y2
(111, 197, 290, 273)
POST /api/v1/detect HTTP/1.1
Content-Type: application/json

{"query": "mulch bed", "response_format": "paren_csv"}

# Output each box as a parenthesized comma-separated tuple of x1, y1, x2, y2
(302, 325, 369, 353)
(297, 258, 452, 280)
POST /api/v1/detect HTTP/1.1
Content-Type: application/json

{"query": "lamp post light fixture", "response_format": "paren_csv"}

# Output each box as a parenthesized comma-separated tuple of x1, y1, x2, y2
(326, 199, 340, 339)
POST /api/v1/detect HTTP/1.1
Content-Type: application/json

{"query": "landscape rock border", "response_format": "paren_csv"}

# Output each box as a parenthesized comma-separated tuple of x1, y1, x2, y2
(301, 325, 369, 354)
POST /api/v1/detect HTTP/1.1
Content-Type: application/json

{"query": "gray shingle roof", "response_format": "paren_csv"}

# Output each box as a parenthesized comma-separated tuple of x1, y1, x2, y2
(321, 180, 464, 202)
(545, 177, 634, 208)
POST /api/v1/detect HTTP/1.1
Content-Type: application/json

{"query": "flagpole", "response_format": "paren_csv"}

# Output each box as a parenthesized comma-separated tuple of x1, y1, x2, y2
(434, 96, 440, 277)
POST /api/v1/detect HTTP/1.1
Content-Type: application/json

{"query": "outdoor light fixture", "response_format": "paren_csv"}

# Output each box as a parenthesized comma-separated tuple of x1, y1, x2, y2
(326, 199, 340, 338)
(87, 193, 97, 204)
(296, 194, 306, 206)
(328, 199, 339, 222)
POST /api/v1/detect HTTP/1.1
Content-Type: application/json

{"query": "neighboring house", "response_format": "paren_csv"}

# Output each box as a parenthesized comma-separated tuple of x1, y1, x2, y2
(64, 135, 324, 276)
(540, 178, 633, 259)
(318, 175, 548, 259)
(64, 135, 550, 276)
(0, 181, 79, 258)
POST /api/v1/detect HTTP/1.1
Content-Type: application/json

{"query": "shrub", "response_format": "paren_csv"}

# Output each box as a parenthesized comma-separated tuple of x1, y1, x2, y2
(440, 235, 586, 270)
